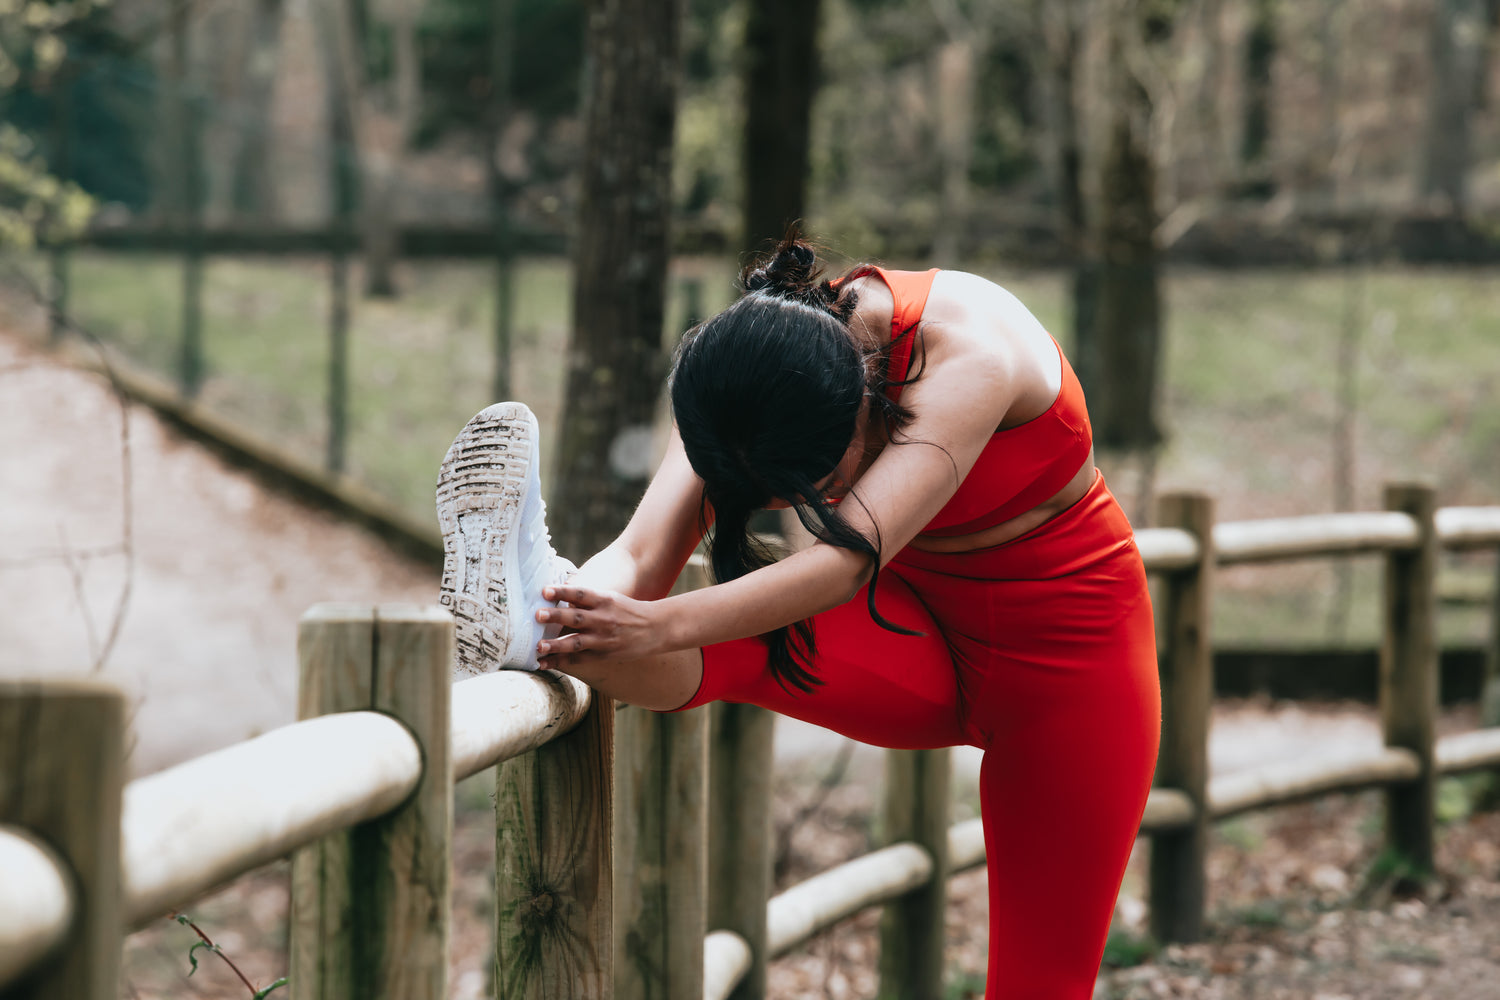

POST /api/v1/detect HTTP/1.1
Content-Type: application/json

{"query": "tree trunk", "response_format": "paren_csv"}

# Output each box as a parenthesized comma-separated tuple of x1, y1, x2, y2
(231, 0, 287, 221)
(363, 3, 422, 298)
(1041, 0, 1098, 384)
(1317, 2, 1343, 205)
(1238, 0, 1275, 197)
(551, 0, 684, 563)
(1421, 0, 1486, 212)
(741, 0, 821, 251)
(314, 0, 362, 474)
(932, 39, 975, 263)
(1092, 1, 1165, 451)
(489, 0, 518, 403)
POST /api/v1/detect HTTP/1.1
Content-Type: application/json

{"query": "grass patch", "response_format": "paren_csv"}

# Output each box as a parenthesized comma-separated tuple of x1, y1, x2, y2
(943, 969, 988, 999)
(1101, 928, 1158, 968)
(11, 253, 1498, 644)
(1225, 899, 1288, 929)
(1214, 817, 1265, 852)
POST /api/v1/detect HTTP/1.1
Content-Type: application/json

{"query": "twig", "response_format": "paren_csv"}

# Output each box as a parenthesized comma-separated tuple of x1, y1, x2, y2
(170, 912, 260, 996)
(0, 544, 127, 568)
(55, 526, 102, 666)
(0, 258, 136, 675)
(774, 740, 857, 881)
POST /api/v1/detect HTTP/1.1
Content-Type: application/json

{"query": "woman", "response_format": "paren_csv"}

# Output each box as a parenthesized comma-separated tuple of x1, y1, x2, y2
(436, 234, 1160, 998)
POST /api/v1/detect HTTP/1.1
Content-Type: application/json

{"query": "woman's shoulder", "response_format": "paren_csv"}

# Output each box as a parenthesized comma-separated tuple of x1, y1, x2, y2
(925, 271, 1050, 345)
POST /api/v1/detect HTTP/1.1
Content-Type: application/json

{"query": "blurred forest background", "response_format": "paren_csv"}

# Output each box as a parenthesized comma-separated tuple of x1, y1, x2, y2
(2, 0, 1499, 647)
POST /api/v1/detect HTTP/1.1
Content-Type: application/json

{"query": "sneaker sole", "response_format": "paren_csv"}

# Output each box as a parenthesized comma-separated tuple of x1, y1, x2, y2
(436, 402, 540, 675)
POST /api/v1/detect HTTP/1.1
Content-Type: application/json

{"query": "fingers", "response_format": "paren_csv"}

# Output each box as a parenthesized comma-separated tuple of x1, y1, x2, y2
(536, 606, 588, 629)
(544, 583, 609, 607)
(537, 631, 598, 657)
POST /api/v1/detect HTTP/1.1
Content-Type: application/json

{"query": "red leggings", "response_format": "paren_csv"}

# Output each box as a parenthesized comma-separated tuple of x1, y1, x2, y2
(673, 473, 1161, 999)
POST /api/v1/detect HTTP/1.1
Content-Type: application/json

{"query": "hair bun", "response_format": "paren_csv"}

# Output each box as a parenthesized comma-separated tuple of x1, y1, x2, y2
(740, 227, 832, 308)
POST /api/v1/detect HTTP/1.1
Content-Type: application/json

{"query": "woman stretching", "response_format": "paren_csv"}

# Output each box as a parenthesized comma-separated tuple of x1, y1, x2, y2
(435, 234, 1161, 999)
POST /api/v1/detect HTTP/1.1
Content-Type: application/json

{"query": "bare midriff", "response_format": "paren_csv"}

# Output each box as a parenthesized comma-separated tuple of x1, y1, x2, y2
(905, 449, 1097, 554)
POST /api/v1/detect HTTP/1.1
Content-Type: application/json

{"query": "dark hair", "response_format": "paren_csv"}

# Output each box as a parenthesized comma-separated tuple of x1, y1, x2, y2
(670, 230, 924, 694)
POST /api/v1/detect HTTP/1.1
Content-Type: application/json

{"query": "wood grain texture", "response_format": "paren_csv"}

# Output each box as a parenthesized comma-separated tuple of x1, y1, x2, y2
(0, 680, 124, 1000)
(290, 603, 454, 1000)
(1149, 493, 1215, 944)
(1381, 484, 1438, 872)
(494, 692, 614, 999)
(707, 702, 774, 1000)
(878, 748, 950, 1000)
(614, 705, 707, 1000)
(451, 671, 592, 781)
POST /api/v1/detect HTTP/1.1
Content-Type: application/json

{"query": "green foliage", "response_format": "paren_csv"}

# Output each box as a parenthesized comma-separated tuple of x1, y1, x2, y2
(0, 0, 150, 230)
(1227, 899, 1287, 928)
(0, 123, 93, 248)
(186, 939, 217, 976)
(1214, 817, 1264, 852)
(1101, 928, 1158, 968)
(1362, 844, 1433, 896)
(1436, 774, 1484, 825)
(254, 978, 290, 999)
(415, 0, 584, 148)
(943, 968, 987, 999)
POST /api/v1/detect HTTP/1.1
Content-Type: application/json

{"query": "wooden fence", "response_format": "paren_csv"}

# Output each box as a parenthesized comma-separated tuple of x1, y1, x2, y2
(3, 485, 1500, 999)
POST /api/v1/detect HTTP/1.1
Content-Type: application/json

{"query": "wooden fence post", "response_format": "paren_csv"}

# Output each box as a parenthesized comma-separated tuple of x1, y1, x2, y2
(708, 702, 775, 1000)
(877, 747, 951, 1000)
(495, 686, 615, 999)
(1381, 483, 1438, 873)
(0, 680, 125, 999)
(1149, 492, 1215, 944)
(290, 603, 453, 1000)
(614, 705, 707, 1000)
(1480, 553, 1500, 729)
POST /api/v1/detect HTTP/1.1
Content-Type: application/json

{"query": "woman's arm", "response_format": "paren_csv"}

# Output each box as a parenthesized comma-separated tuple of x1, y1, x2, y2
(539, 288, 1022, 667)
(564, 425, 708, 600)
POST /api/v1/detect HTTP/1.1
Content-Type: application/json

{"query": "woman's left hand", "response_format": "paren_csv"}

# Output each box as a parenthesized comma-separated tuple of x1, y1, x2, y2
(535, 583, 665, 670)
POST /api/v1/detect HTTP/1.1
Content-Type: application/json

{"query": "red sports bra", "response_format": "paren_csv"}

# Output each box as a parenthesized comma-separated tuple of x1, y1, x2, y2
(860, 266, 1093, 537)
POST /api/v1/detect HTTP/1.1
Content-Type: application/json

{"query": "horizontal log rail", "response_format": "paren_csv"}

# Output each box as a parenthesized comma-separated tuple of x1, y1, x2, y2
(0, 669, 593, 990)
(1208, 747, 1421, 819)
(0, 828, 73, 984)
(726, 506, 1495, 578)
(450, 670, 593, 780)
(1434, 727, 1500, 774)
(700, 726, 1493, 999)
(123, 712, 421, 928)
(767, 843, 934, 957)
(1213, 511, 1419, 564)
(1435, 506, 1500, 549)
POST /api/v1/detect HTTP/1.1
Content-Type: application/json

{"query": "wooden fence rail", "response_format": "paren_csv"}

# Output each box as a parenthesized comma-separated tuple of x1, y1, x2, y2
(3, 490, 1500, 1000)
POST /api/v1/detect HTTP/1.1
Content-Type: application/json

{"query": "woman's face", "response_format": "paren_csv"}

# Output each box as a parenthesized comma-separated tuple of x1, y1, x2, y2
(761, 400, 869, 511)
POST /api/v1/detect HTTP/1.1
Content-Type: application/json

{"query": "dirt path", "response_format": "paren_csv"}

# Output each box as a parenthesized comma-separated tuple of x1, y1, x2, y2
(0, 327, 439, 776)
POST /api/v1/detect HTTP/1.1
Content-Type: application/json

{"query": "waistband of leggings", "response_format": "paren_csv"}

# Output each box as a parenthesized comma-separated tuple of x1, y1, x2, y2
(889, 470, 1137, 580)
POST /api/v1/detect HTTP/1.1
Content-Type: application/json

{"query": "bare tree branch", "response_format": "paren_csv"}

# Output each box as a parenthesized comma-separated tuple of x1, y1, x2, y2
(55, 526, 104, 666)
(0, 258, 135, 676)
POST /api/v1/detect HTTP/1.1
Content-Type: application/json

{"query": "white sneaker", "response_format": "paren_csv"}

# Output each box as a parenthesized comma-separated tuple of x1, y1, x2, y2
(436, 402, 574, 675)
